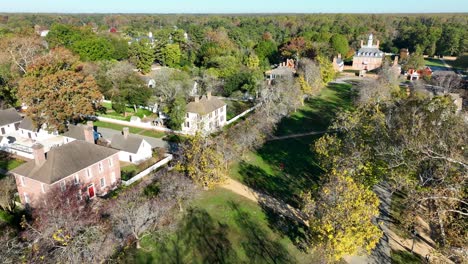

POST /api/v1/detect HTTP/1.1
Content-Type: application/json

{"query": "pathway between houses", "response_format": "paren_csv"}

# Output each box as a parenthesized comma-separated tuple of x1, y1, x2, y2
(221, 178, 309, 227)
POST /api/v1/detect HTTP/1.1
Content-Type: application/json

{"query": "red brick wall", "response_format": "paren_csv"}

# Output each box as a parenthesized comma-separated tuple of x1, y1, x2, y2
(14, 153, 121, 206)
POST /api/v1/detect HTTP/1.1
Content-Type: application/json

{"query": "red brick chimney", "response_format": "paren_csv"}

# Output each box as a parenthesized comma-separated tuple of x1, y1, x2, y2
(32, 143, 46, 166)
(123, 127, 129, 139)
(376, 40, 380, 48)
(83, 126, 94, 144)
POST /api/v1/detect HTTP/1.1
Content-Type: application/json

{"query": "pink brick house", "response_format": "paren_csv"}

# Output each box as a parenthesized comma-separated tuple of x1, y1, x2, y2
(11, 140, 121, 206)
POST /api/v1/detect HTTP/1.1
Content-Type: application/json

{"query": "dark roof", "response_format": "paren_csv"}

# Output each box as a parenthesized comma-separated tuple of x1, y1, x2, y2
(12, 141, 119, 184)
(18, 117, 37, 131)
(63, 124, 87, 140)
(355, 47, 384, 58)
(0, 108, 22, 127)
(110, 134, 144, 154)
(186, 96, 226, 115)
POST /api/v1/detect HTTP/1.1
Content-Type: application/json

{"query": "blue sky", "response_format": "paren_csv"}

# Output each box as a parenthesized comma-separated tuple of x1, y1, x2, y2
(1, 0, 467, 13)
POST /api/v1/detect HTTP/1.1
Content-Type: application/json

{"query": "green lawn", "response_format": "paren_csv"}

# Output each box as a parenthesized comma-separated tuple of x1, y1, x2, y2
(391, 250, 422, 264)
(100, 102, 154, 120)
(0, 151, 25, 172)
(424, 58, 445, 67)
(125, 188, 315, 263)
(230, 83, 353, 207)
(94, 121, 165, 138)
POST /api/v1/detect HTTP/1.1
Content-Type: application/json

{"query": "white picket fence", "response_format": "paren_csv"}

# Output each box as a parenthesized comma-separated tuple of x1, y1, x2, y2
(122, 154, 173, 186)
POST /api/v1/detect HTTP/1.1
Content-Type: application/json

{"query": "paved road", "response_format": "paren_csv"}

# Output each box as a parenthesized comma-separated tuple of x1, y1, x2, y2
(96, 127, 170, 149)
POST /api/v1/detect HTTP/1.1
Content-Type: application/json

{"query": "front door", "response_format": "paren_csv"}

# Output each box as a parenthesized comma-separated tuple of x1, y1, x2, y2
(1, 127, 5, 134)
(88, 184, 95, 198)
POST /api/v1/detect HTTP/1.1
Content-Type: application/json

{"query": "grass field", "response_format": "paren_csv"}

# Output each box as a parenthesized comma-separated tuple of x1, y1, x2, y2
(424, 58, 446, 67)
(94, 121, 166, 138)
(391, 250, 422, 264)
(123, 83, 353, 263)
(125, 188, 314, 263)
(0, 151, 25, 173)
(230, 83, 353, 206)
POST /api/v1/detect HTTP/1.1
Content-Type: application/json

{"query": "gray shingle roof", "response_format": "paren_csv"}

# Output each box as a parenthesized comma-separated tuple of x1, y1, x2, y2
(110, 134, 144, 154)
(63, 124, 87, 140)
(12, 141, 119, 184)
(355, 47, 384, 58)
(0, 108, 22, 127)
(18, 117, 37, 131)
(186, 96, 226, 115)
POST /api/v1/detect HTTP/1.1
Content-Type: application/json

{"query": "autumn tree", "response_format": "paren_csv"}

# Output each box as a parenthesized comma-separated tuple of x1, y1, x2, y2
(302, 171, 382, 262)
(316, 55, 335, 85)
(0, 175, 17, 213)
(0, 36, 45, 75)
(179, 133, 226, 189)
(431, 71, 463, 92)
(18, 48, 102, 131)
(297, 58, 322, 99)
(22, 185, 107, 263)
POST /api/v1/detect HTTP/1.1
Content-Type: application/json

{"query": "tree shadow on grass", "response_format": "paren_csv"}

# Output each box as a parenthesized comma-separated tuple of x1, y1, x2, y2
(228, 201, 294, 264)
(274, 83, 353, 136)
(153, 207, 237, 264)
(259, 204, 312, 253)
(238, 136, 322, 207)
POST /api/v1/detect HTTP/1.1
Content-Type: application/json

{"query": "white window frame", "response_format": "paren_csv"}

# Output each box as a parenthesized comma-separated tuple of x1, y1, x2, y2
(41, 183, 46, 194)
(100, 177, 106, 188)
(20, 176, 25, 186)
(87, 168, 92, 178)
(77, 190, 82, 201)
(108, 158, 113, 168)
(74, 174, 79, 185)
(98, 162, 103, 172)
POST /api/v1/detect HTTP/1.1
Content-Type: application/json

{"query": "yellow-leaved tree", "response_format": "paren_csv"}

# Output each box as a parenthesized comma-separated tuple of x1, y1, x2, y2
(179, 133, 226, 189)
(302, 170, 382, 262)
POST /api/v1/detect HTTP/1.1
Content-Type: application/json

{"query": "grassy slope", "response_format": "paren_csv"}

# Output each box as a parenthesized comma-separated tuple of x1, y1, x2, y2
(424, 58, 446, 67)
(230, 83, 353, 207)
(94, 121, 165, 138)
(125, 83, 352, 263)
(129, 189, 313, 264)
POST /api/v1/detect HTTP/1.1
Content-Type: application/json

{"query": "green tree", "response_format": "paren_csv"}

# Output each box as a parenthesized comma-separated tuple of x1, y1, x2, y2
(128, 41, 155, 73)
(72, 37, 115, 61)
(167, 96, 186, 130)
(161, 43, 182, 67)
(302, 171, 382, 262)
(254, 40, 278, 65)
(330, 34, 349, 57)
(403, 52, 425, 71)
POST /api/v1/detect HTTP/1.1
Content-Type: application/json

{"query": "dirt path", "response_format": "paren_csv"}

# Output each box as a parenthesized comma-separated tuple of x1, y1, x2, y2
(221, 178, 309, 226)
(267, 131, 329, 141)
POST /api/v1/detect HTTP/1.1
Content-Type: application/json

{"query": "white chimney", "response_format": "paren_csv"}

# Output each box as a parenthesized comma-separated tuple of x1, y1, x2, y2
(207, 91, 212, 100)
(32, 143, 46, 166)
